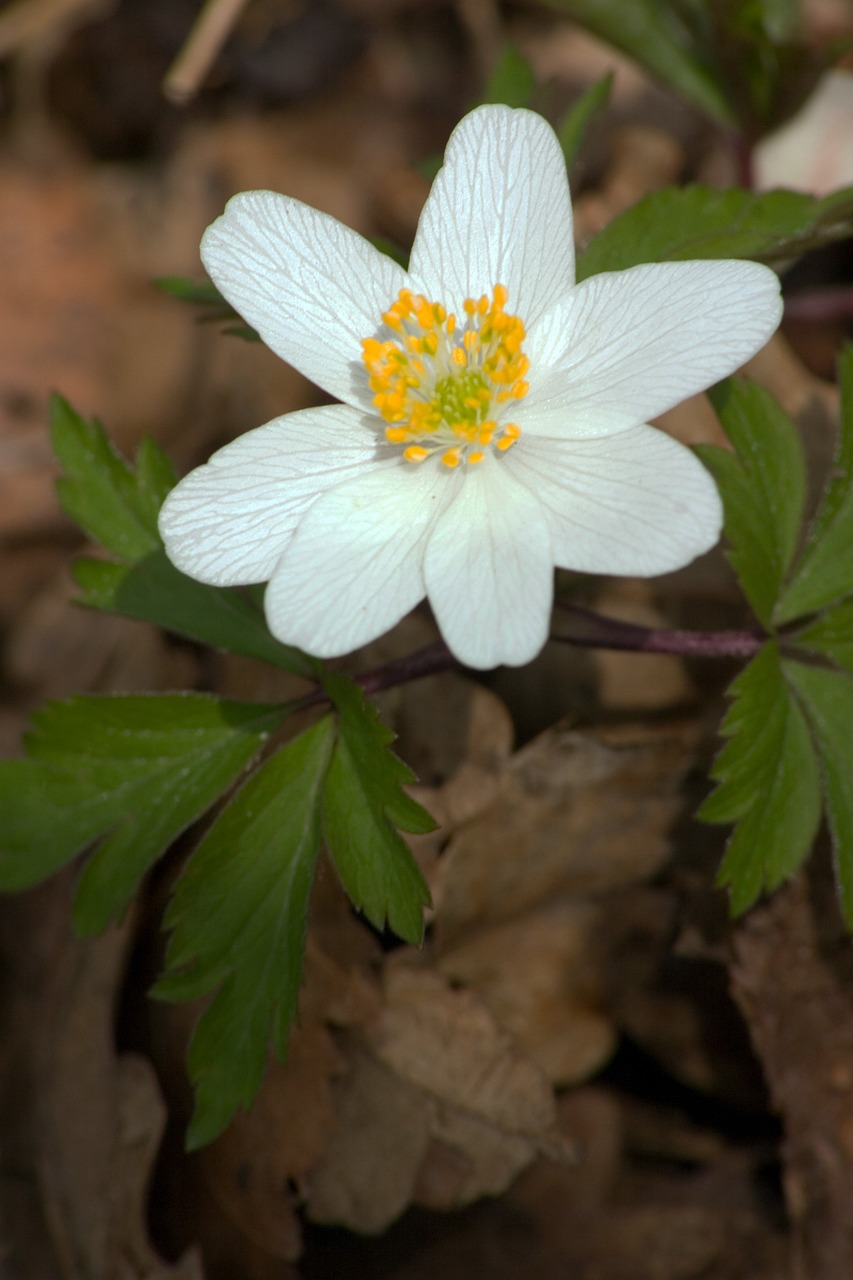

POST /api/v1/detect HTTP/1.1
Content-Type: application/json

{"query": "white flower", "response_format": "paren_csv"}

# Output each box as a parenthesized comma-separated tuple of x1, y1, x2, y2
(159, 105, 782, 670)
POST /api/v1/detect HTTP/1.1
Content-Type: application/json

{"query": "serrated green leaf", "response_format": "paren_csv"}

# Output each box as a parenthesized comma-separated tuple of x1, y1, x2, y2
(155, 718, 334, 1148)
(51, 396, 173, 560)
(696, 377, 806, 627)
(775, 345, 853, 622)
(539, 0, 733, 124)
(53, 398, 313, 675)
(73, 551, 312, 676)
(576, 185, 853, 280)
(322, 673, 433, 944)
(793, 600, 853, 675)
(701, 643, 821, 913)
(557, 73, 613, 173)
(0, 695, 283, 934)
(784, 661, 853, 925)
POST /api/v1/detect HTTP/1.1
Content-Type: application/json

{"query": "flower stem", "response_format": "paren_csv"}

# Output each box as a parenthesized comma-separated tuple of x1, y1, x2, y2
(553, 603, 766, 658)
(294, 608, 765, 710)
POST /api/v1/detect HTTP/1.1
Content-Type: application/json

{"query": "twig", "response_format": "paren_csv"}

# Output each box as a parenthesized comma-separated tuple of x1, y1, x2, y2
(163, 0, 251, 106)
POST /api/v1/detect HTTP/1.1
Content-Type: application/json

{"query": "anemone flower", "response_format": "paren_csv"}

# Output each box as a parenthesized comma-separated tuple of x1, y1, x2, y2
(159, 105, 782, 669)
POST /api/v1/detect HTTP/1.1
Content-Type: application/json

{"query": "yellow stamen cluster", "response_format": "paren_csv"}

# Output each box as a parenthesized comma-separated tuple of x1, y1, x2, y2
(361, 283, 529, 468)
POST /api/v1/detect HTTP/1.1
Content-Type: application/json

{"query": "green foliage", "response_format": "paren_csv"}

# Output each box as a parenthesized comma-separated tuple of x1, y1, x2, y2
(4, 397, 440, 1146)
(52, 397, 310, 675)
(775, 347, 853, 622)
(51, 395, 173, 561)
(539, 0, 734, 125)
(155, 719, 335, 1148)
(151, 674, 433, 1146)
(785, 662, 853, 924)
(701, 352, 853, 922)
(0, 695, 284, 934)
(701, 644, 822, 913)
(576, 186, 853, 280)
(479, 44, 537, 108)
(557, 73, 613, 173)
(156, 276, 260, 341)
(322, 673, 434, 945)
(697, 378, 806, 627)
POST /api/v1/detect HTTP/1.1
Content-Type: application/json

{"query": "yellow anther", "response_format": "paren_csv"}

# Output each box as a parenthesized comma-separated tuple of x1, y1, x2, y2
(365, 284, 526, 468)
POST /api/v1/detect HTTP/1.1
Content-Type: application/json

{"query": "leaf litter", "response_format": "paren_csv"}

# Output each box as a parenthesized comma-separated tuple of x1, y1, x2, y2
(1, 2, 852, 1278)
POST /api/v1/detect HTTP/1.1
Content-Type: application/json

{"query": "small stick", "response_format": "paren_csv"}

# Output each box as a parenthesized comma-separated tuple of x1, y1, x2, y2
(163, 0, 251, 106)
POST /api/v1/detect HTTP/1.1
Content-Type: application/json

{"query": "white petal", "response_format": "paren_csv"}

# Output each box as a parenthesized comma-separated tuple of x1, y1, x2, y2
(201, 192, 408, 409)
(409, 105, 575, 327)
(265, 463, 459, 656)
(523, 260, 782, 438)
(424, 459, 553, 669)
(507, 427, 722, 575)
(158, 405, 380, 585)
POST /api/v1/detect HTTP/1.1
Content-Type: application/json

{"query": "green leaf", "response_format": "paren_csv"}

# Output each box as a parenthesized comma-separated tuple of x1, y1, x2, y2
(322, 673, 434, 944)
(155, 718, 334, 1148)
(156, 275, 261, 341)
(775, 345, 853, 622)
(576, 185, 853, 280)
(701, 643, 822, 913)
(793, 600, 853, 676)
(697, 377, 806, 627)
(480, 44, 537, 108)
(156, 276, 225, 306)
(785, 661, 853, 925)
(51, 396, 173, 560)
(0, 695, 284, 934)
(538, 0, 734, 125)
(73, 552, 312, 676)
(53, 398, 312, 676)
(557, 73, 613, 173)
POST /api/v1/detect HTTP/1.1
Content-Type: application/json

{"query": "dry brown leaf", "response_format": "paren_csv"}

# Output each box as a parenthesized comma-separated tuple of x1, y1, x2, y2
(437, 899, 616, 1088)
(376, 965, 556, 1138)
(435, 719, 699, 947)
(199, 1020, 344, 1263)
(304, 1044, 431, 1233)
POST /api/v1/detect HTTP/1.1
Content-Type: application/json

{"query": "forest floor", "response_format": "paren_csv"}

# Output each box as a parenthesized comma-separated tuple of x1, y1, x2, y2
(1, 1, 853, 1277)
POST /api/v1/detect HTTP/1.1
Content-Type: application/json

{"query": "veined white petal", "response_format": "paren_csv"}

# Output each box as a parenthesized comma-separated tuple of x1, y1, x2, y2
(523, 260, 782, 438)
(409, 105, 575, 326)
(265, 463, 460, 656)
(158, 405, 380, 585)
(424, 459, 553, 669)
(201, 192, 408, 410)
(507, 427, 722, 575)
